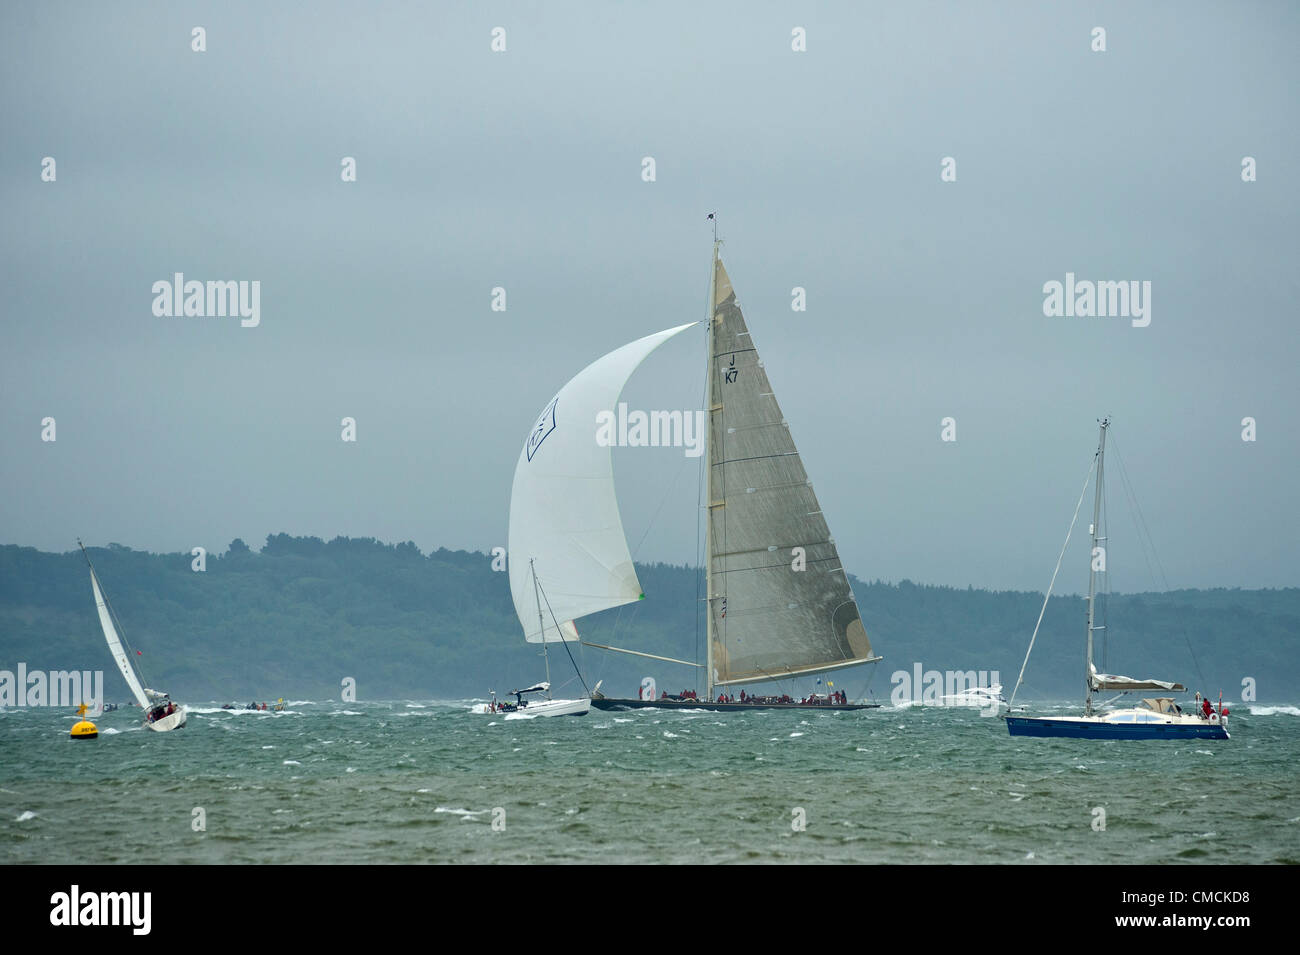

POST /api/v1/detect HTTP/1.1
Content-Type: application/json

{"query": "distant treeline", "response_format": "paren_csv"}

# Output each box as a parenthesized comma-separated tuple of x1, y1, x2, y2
(0, 536, 1294, 703)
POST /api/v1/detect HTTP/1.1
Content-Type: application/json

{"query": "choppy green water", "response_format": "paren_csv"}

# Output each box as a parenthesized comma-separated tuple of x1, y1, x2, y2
(2, 701, 1297, 864)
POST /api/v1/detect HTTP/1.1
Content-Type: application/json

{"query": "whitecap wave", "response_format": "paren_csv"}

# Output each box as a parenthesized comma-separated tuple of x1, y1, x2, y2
(1248, 705, 1300, 717)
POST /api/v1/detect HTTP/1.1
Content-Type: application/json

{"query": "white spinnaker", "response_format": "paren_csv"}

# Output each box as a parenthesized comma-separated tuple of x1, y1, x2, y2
(509, 323, 697, 643)
(90, 568, 151, 709)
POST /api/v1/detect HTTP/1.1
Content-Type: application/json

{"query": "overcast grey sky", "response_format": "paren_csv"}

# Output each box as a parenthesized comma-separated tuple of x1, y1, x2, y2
(3, 1, 1296, 593)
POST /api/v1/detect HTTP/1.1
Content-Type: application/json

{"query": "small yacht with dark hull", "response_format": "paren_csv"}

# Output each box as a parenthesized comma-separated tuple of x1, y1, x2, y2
(1006, 697, 1228, 740)
(1004, 419, 1228, 742)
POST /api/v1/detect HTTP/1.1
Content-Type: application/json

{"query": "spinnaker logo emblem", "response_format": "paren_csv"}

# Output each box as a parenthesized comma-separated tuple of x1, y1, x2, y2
(526, 397, 558, 462)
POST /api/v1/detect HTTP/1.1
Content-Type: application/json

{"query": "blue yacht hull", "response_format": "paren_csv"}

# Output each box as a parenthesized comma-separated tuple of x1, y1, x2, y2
(1005, 716, 1229, 740)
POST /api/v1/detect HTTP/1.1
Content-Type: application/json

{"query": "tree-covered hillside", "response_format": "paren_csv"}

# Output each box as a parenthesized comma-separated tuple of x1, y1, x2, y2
(0, 537, 1293, 703)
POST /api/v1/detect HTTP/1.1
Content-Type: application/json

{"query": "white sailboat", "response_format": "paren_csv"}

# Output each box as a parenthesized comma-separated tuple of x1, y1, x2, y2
(505, 234, 881, 713)
(472, 682, 590, 719)
(1005, 419, 1228, 740)
(78, 541, 186, 732)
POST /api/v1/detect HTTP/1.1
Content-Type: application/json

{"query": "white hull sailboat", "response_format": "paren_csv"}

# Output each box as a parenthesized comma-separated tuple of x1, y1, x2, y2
(1005, 419, 1228, 741)
(79, 541, 187, 733)
(505, 231, 881, 713)
(471, 682, 590, 718)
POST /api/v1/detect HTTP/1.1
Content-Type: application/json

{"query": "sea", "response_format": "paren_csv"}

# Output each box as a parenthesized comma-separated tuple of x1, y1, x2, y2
(2, 700, 1297, 865)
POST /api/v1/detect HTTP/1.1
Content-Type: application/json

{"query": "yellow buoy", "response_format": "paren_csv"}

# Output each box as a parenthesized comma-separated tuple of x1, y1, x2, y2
(70, 720, 98, 740)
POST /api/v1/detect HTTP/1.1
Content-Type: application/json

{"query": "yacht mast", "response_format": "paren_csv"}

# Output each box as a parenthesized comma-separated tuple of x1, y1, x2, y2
(531, 559, 553, 700)
(1085, 417, 1109, 714)
(704, 233, 720, 701)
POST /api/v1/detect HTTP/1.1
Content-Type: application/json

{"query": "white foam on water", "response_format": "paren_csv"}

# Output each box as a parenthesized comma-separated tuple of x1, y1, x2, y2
(1195, 749, 1214, 756)
(282, 760, 302, 766)
(261, 745, 274, 750)
(435, 807, 490, 817)
(100, 727, 122, 735)
(789, 731, 804, 738)
(613, 718, 634, 723)
(1248, 705, 1300, 717)
(16, 811, 37, 822)
(662, 731, 680, 738)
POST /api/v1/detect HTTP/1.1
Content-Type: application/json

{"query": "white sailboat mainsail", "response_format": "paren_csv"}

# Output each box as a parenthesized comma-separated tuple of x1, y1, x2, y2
(508, 322, 697, 642)
(90, 567, 151, 710)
